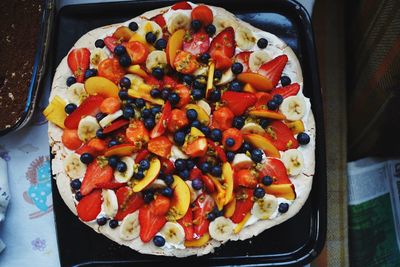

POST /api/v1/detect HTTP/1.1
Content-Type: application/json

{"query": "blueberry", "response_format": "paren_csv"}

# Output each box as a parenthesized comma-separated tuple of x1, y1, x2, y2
(144, 118, 155, 129)
(154, 38, 167, 50)
(182, 75, 193, 85)
(186, 159, 195, 170)
(70, 179, 81, 190)
(225, 138, 235, 147)
(80, 153, 94, 164)
(151, 106, 162, 115)
(134, 170, 145, 180)
(179, 169, 190, 180)
(233, 116, 245, 129)
(97, 217, 107, 226)
(128, 21, 139, 31)
(139, 159, 150, 170)
(84, 68, 97, 79)
(75, 191, 83, 201)
(161, 187, 173, 198)
(95, 39, 105, 48)
(226, 151, 235, 162)
(231, 62, 243, 74)
(163, 174, 174, 186)
(229, 80, 242, 92)
(192, 178, 203, 190)
(135, 98, 145, 108)
(65, 103, 77, 114)
(141, 108, 152, 119)
(240, 142, 252, 153)
(123, 106, 134, 119)
(161, 88, 170, 100)
(200, 126, 211, 137)
(118, 90, 129, 101)
(280, 76, 291, 86)
(205, 24, 216, 36)
(114, 45, 126, 56)
(272, 94, 283, 105)
(209, 89, 221, 101)
(96, 128, 106, 139)
(186, 109, 198, 121)
(174, 131, 186, 145)
(174, 159, 187, 171)
(191, 120, 201, 129)
(259, 118, 270, 128)
(210, 128, 222, 142)
(213, 207, 223, 218)
(257, 38, 268, 49)
(251, 149, 263, 163)
(193, 78, 206, 90)
(168, 92, 180, 106)
(117, 161, 127, 172)
(109, 219, 119, 229)
(191, 88, 204, 100)
(119, 77, 131, 89)
(261, 175, 273, 186)
(191, 19, 202, 31)
(253, 187, 265, 199)
(143, 190, 154, 203)
(66, 76, 76, 86)
(267, 100, 278, 110)
(210, 165, 222, 177)
(200, 162, 211, 173)
(153, 235, 165, 247)
(199, 53, 210, 64)
(278, 203, 289, 213)
(108, 139, 119, 147)
(152, 67, 164, 80)
(213, 69, 222, 79)
(146, 32, 157, 44)
(150, 89, 161, 98)
(207, 212, 216, 221)
(108, 155, 119, 168)
(119, 54, 132, 67)
(297, 132, 310, 145)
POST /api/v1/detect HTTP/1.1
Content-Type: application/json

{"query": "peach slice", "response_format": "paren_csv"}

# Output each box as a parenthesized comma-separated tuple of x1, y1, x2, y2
(43, 96, 67, 128)
(222, 162, 234, 205)
(206, 62, 215, 97)
(248, 109, 286, 120)
(132, 158, 161, 192)
(233, 212, 251, 234)
(183, 136, 207, 158)
(285, 120, 305, 135)
(85, 76, 119, 98)
(243, 134, 280, 158)
(168, 175, 191, 220)
(166, 29, 186, 67)
(128, 87, 165, 106)
(113, 26, 135, 41)
(185, 233, 210, 247)
(184, 104, 210, 125)
(209, 175, 226, 210)
(237, 72, 273, 91)
(104, 143, 138, 157)
(224, 197, 236, 218)
(243, 83, 256, 93)
(127, 65, 149, 78)
(262, 184, 296, 200)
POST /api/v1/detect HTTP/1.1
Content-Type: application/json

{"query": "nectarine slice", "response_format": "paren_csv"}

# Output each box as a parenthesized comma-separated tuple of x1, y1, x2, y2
(263, 184, 296, 200)
(85, 76, 119, 98)
(185, 233, 210, 247)
(237, 72, 273, 91)
(233, 212, 251, 234)
(248, 109, 286, 120)
(243, 134, 280, 158)
(132, 158, 161, 192)
(222, 162, 234, 205)
(166, 29, 186, 67)
(168, 175, 191, 220)
(104, 144, 138, 157)
(224, 197, 236, 218)
(127, 65, 149, 78)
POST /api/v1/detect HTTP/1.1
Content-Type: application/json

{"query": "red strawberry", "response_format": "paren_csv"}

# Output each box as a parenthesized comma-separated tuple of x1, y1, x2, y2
(114, 187, 144, 221)
(213, 51, 233, 70)
(183, 30, 210, 56)
(162, 75, 178, 88)
(191, 5, 213, 25)
(104, 36, 119, 53)
(272, 83, 300, 98)
(221, 91, 257, 116)
(64, 95, 104, 129)
(139, 196, 170, 242)
(102, 119, 130, 134)
(207, 140, 227, 162)
(235, 51, 252, 72)
(258, 55, 288, 88)
(263, 120, 299, 151)
(144, 75, 162, 89)
(134, 149, 150, 164)
(234, 169, 258, 188)
(189, 168, 202, 180)
(178, 208, 194, 241)
(80, 160, 113, 195)
(255, 92, 272, 108)
(209, 27, 236, 69)
(77, 190, 102, 222)
(171, 1, 192, 10)
(160, 158, 175, 174)
(95, 182, 126, 190)
(150, 101, 172, 139)
(193, 194, 215, 238)
(259, 158, 291, 184)
(67, 48, 90, 83)
(151, 14, 167, 29)
(231, 188, 253, 223)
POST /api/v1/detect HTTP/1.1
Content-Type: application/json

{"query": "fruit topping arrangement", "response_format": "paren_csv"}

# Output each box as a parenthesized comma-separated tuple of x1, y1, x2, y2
(45, 1, 312, 249)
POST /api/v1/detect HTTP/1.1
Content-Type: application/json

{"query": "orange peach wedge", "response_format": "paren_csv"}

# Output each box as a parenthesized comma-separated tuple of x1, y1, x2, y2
(248, 109, 286, 120)
(104, 143, 138, 157)
(237, 72, 273, 91)
(85, 76, 119, 98)
(127, 65, 149, 78)
(209, 176, 226, 210)
(168, 175, 191, 220)
(132, 158, 161, 192)
(222, 162, 234, 205)
(166, 29, 185, 67)
(224, 197, 236, 218)
(185, 233, 210, 247)
(263, 184, 296, 200)
(112, 26, 135, 41)
(243, 133, 280, 158)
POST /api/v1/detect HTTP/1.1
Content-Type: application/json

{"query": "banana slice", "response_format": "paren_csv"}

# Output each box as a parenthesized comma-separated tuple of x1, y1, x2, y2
(67, 83, 87, 105)
(171, 145, 189, 159)
(249, 50, 272, 72)
(145, 50, 167, 72)
(139, 21, 163, 40)
(213, 16, 238, 34)
(167, 13, 190, 34)
(148, 179, 167, 190)
(232, 153, 253, 169)
(160, 222, 185, 245)
(281, 149, 304, 176)
(119, 211, 140, 241)
(101, 189, 118, 218)
(240, 122, 266, 135)
(64, 153, 86, 179)
(196, 100, 211, 116)
(114, 156, 135, 183)
(251, 194, 278, 220)
(99, 110, 123, 128)
(77, 116, 100, 142)
(209, 217, 234, 241)
(124, 74, 144, 90)
(279, 96, 306, 121)
(215, 68, 234, 85)
(193, 64, 209, 77)
(90, 48, 108, 68)
(235, 26, 256, 50)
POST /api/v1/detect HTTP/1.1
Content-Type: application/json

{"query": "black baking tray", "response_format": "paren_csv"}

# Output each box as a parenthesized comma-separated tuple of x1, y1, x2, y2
(0, 0, 54, 136)
(50, 0, 326, 266)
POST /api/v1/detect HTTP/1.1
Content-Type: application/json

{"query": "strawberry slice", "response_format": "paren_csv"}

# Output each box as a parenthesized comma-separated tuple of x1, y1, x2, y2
(102, 119, 130, 134)
(150, 101, 172, 138)
(221, 91, 257, 116)
(234, 169, 258, 189)
(191, 5, 213, 25)
(135, 149, 150, 164)
(259, 158, 291, 184)
(139, 196, 170, 242)
(201, 174, 215, 193)
(207, 140, 227, 162)
(255, 92, 273, 108)
(95, 182, 126, 190)
(151, 14, 167, 29)
(67, 48, 90, 83)
(178, 208, 194, 241)
(258, 55, 288, 88)
(77, 190, 102, 222)
(160, 158, 175, 174)
(148, 136, 173, 158)
(235, 51, 252, 73)
(193, 194, 215, 238)
(209, 27, 236, 69)
(272, 83, 300, 98)
(144, 75, 163, 89)
(114, 187, 144, 221)
(189, 168, 202, 180)
(231, 188, 253, 223)
(183, 30, 210, 56)
(162, 75, 178, 89)
(171, 1, 192, 10)
(64, 95, 104, 129)
(264, 120, 299, 151)
(104, 36, 119, 53)
(80, 160, 113, 195)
